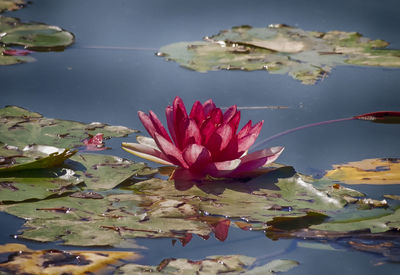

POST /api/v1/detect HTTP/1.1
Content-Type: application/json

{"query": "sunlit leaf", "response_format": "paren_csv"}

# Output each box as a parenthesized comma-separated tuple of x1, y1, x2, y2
(0, 105, 137, 149)
(0, 243, 140, 274)
(324, 158, 400, 185)
(67, 153, 156, 190)
(159, 25, 400, 85)
(115, 255, 298, 275)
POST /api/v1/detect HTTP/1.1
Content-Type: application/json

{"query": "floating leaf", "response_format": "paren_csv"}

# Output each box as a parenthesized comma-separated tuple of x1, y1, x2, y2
(159, 25, 400, 85)
(0, 106, 137, 149)
(0, 243, 140, 275)
(67, 153, 156, 190)
(0, 46, 34, 65)
(324, 158, 400, 185)
(1, 193, 211, 246)
(0, 0, 26, 13)
(115, 255, 298, 275)
(0, 16, 74, 51)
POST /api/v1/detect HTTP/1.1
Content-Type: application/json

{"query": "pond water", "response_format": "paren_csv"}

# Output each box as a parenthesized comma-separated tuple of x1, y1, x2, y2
(1, 0, 400, 274)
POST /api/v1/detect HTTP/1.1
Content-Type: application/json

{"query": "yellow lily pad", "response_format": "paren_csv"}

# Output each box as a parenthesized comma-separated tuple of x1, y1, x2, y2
(324, 158, 400, 185)
(0, 243, 140, 275)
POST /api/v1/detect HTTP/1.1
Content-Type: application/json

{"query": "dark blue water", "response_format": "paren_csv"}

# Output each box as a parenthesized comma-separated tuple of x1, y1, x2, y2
(1, 0, 400, 273)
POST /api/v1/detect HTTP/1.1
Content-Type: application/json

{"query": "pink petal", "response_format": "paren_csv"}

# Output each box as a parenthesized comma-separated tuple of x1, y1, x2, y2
(203, 99, 216, 116)
(189, 101, 205, 126)
(166, 106, 177, 145)
(238, 120, 252, 139)
(153, 133, 189, 168)
(206, 124, 234, 159)
(149, 110, 172, 142)
(199, 117, 216, 145)
(182, 144, 212, 172)
(209, 108, 223, 125)
(173, 97, 189, 149)
(181, 118, 202, 149)
(138, 111, 157, 138)
(121, 142, 173, 165)
(228, 110, 241, 133)
(249, 120, 264, 136)
(204, 159, 241, 177)
(223, 105, 237, 123)
(233, 146, 284, 175)
(237, 133, 258, 153)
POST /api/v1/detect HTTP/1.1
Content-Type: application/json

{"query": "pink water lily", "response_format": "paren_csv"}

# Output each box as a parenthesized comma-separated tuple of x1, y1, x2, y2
(122, 96, 283, 180)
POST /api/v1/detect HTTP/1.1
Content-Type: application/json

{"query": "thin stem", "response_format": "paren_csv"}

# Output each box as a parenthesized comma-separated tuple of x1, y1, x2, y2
(253, 117, 354, 150)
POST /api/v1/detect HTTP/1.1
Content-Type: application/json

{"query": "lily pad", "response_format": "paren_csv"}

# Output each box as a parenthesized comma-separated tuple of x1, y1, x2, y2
(0, 16, 74, 51)
(158, 25, 400, 85)
(1, 193, 212, 246)
(0, 105, 138, 149)
(67, 153, 156, 190)
(0, 0, 26, 13)
(0, 243, 140, 275)
(324, 158, 400, 185)
(0, 46, 34, 65)
(115, 255, 298, 275)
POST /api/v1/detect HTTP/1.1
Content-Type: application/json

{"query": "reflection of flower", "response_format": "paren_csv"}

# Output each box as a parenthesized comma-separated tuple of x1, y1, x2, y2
(122, 96, 283, 180)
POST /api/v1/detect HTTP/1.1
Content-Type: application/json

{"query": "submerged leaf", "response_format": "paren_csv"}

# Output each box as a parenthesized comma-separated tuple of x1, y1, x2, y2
(159, 25, 400, 85)
(324, 158, 400, 185)
(115, 255, 298, 275)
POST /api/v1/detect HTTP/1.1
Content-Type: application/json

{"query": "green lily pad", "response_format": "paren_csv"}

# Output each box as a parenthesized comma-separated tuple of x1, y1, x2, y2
(158, 25, 400, 85)
(1, 193, 211, 246)
(0, 105, 138, 149)
(115, 255, 298, 275)
(0, 0, 26, 13)
(0, 16, 74, 51)
(0, 174, 82, 203)
(0, 144, 76, 173)
(67, 153, 157, 190)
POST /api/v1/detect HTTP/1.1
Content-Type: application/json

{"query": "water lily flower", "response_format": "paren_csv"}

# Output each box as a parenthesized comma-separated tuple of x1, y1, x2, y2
(122, 96, 283, 180)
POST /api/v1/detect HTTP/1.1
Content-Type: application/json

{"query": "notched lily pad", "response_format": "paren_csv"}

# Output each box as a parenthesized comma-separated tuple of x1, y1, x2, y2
(0, 105, 138, 149)
(324, 158, 400, 185)
(159, 25, 400, 85)
(115, 255, 298, 275)
(0, 243, 140, 275)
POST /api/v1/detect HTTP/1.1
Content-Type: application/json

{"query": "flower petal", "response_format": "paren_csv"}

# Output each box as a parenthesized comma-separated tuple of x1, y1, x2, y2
(136, 136, 158, 149)
(166, 106, 177, 145)
(233, 146, 284, 175)
(181, 118, 202, 149)
(206, 123, 234, 159)
(149, 110, 172, 142)
(121, 142, 173, 165)
(204, 158, 241, 177)
(153, 132, 189, 168)
(238, 120, 252, 139)
(203, 99, 216, 116)
(223, 105, 237, 123)
(138, 111, 157, 138)
(182, 144, 212, 172)
(189, 100, 205, 126)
